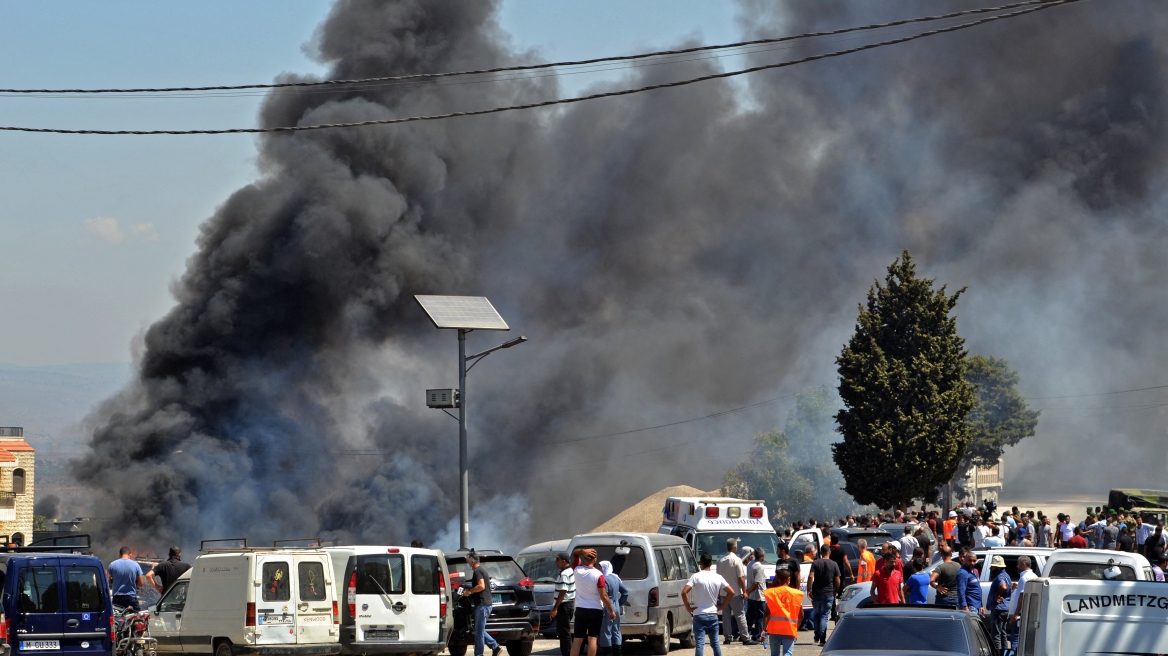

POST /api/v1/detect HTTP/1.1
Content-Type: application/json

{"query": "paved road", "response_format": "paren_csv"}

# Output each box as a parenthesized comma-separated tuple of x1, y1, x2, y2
(530, 622, 837, 656)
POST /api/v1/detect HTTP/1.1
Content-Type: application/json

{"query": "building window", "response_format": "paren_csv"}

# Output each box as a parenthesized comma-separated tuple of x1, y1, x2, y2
(12, 469, 24, 494)
(12, 533, 23, 547)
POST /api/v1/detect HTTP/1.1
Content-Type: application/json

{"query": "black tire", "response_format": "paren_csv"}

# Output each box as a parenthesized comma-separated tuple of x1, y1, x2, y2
(506, 639, 534, 656)
(448, 644, 468, 656)
(678, 629, 696, 649)
(648, 615, 672, 655)
(214, 641, 233, 656)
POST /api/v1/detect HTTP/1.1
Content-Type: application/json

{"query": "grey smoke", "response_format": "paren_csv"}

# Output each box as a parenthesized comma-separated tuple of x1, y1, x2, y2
(73, 0, 1168, 553)
(34, 494, 60, 521)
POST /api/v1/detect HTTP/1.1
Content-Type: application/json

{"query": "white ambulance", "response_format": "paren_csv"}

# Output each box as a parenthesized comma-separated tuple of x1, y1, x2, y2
(1017, 576, 1168, 656)
(657, 497, 822, 607)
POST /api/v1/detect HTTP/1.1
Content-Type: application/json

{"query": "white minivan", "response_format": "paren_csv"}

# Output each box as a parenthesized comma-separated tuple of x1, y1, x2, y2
(1017, 577, 1168, 656)
(323, 546, 452, 656)
(149, 544, 341, 656)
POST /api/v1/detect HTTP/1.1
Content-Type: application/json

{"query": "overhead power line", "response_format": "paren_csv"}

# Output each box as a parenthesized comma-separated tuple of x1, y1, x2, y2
(0, 0, 1071, 96)
(0, 0, 1087, 136)
(1030, 383, 1168, 400)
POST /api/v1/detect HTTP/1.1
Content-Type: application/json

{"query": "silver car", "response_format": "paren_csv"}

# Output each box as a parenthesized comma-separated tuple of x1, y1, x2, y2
(515, 539, 571, 637)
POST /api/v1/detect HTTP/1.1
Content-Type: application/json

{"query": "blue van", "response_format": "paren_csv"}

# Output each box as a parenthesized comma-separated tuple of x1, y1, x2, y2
(1, 552, 113, 656)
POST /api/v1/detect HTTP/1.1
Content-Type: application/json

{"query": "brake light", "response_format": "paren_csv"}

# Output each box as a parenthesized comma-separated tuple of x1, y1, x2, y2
(750, 507, 764, 518)
(110, 615, 115, 641)
(387, 548, 400, 553)
(705, 507, 719, 518)
(518, 577, 534, 590)
(246, 602, 256, 627)
(439, 570, 447, 619)
(648, 587, 659, 607)
(333, 601, 339, 625)
(348, 571, 357, 619)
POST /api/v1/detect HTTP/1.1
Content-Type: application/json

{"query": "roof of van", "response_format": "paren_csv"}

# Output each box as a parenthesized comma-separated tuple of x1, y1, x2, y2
(322, 546, 438, 555)
(517, 539, 571, 555)
(571, 532, 688, 545)
(1044, 549, 1150, 565)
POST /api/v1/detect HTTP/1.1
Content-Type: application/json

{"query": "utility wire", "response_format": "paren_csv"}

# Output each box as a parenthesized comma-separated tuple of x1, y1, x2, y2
(0, 0, 1086, 136)
(1029, 383, 1168, 400)
(0, 0, 1069, 96)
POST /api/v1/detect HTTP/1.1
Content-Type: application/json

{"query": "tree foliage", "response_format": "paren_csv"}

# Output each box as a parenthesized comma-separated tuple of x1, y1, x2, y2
(833, 250, 976, 509)
(723, 386, 866, 526)
(961, 354, 1040, 468)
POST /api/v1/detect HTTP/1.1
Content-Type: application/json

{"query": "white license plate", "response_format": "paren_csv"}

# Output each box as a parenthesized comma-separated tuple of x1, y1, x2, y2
(21, 641, 60, 651)
(364, 629, 399, 641)
(261, 614, 293, 625)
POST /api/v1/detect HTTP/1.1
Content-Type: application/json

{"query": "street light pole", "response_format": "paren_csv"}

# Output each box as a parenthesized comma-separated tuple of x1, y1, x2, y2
(458, 328, 470, 550)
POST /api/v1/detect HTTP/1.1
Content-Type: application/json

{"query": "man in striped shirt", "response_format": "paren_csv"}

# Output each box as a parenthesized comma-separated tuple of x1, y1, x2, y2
(549, 552, 575, 656)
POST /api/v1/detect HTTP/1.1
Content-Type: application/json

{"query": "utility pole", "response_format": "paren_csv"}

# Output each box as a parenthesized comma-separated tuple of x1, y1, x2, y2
(458, 328, 469, 549)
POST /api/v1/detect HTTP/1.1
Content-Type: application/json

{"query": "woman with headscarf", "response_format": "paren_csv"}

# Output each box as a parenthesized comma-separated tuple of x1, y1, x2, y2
(597, 561, 628, 656)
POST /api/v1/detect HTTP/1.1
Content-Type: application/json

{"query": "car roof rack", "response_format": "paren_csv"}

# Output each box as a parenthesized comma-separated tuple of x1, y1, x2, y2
(201, 537, 327, 552)
(0, 534, 93, 553)
(273, 538, 322, 548)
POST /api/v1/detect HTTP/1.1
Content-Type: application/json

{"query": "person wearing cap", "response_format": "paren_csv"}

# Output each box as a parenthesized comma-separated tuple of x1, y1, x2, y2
(986, 555, 1012, 653)
(943, 511, 958, 547)
(550, 552, 576, 656)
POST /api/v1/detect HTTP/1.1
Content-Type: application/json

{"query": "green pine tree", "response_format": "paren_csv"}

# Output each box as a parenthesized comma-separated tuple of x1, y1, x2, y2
(833, 250, 976, 509)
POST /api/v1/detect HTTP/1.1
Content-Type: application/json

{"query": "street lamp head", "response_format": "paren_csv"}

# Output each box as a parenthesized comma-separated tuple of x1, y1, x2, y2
(499, 336, 527, 349)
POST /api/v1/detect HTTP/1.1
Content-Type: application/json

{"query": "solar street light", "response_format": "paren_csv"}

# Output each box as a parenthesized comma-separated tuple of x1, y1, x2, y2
(415, 295, 526, 550)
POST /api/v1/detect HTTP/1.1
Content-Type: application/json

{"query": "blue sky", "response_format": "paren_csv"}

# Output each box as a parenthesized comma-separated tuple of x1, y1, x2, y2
(0, 1, 741, 366)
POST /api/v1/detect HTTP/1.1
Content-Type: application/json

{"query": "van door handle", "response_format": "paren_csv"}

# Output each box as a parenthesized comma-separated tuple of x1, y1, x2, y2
(666, 594, 679, 598)
(66, 620, 80, 628)
(176, 614, 182, 619)
(392, 602, 407, 612)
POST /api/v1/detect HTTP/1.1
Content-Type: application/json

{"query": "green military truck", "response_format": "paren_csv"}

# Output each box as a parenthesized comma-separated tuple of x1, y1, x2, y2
(1106, 488, 1168, 523)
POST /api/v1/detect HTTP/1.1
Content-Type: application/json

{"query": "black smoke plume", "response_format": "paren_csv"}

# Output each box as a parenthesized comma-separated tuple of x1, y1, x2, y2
(75, 0, 1168, 553)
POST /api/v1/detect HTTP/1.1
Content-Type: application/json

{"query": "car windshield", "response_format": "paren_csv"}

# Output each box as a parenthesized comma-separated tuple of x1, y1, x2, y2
(825, 615, 968, 652)
(515, 553, 560, 584)
(448, 557, 526, 584)
(695, 532, 781, 562)
(573, 545, 649, 581)
(1048, 561, 1137, 581)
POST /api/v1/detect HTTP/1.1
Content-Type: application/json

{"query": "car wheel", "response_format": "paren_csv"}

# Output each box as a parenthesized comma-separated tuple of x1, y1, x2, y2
(214, 641, 233, 656)
(448, 643, 468, 656)
(648, 615, 672, 655)
(506, 639, 534, 656)
(678, 628, 696, 649)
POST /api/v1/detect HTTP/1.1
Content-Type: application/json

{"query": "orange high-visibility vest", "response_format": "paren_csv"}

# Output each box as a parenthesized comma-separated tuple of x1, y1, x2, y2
(763, 585, 803, 637)
(857, 550, 876, 583)
(944, 519, 957, 541)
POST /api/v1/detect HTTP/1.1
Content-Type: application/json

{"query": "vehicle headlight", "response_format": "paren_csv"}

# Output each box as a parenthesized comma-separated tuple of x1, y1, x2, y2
(840, 587, 859, 602)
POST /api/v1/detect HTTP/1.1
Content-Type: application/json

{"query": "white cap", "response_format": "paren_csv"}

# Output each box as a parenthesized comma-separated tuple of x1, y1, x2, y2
(949, 511, 957, 518)
(885, 541, 900, 551)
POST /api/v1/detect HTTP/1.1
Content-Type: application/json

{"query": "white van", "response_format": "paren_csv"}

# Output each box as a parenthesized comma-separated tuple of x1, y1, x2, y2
(1017, 577, 1168, 656)
(567, 533, 695, 655)
(658, 497, 783, 578)
(148, 544, 340, 656)
(323, 546, 452, 656)
(1040, 549, 1154, 581)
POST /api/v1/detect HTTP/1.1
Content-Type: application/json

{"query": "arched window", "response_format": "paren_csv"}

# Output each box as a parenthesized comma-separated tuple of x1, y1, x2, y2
(12, 533, 24, 547)
(12, 469, 24, 494)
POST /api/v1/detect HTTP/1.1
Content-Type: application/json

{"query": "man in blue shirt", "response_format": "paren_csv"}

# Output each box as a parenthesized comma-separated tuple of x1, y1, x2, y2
(986, 555, 1012, 655)
(107, 547, 145, 610)
(955, 550, 982, 614)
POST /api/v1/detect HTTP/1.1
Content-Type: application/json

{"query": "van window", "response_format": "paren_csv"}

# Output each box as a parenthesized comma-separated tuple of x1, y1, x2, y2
(1047, 561, 1137, 581)
(1021, 594, 1041, 656)
(262, 562, 291, 602)
(157, 582, 188, 613)
(682, 548, 698, 574)
(18, 567, 59, 613)
(655, 548, 684, 581)
(412, 555, 440, 595)
(670, 549, 689, 578)
(515, 553, 560, 584)
(573, 546, 649, 581)
(298, 562, 327, 601)
(65, 567, 104, 612)
(357, 554, 405, 595)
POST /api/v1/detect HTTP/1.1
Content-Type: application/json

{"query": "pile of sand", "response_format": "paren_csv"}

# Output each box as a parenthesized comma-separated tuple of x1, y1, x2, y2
(590, 485, 721, 533)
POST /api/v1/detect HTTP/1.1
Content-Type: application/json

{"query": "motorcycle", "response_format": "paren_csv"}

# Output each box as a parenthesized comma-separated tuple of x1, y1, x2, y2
(112, 606, 158, 656)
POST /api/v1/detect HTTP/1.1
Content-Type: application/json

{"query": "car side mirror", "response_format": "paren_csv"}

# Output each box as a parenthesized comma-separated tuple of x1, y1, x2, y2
(149, 606, 157, 614)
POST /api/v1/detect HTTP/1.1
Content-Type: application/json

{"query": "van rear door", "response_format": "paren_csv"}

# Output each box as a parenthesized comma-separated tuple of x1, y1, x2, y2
(13, 558, 63, 654)
(255, 556, 296, 646)
(349, 551, 408, 643)
(293, 555, 334, 645)
(402, 553, 441, 643)
(60, 561, 107, 655)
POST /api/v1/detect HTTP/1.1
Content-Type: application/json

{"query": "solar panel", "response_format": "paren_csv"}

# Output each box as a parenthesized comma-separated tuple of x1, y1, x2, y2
(414, 295, 510, 330)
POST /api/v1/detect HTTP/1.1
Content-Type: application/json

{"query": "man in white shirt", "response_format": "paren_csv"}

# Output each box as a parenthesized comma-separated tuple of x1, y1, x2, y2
(983, 526, 1005, 549)
(683, 552, 734, 656)
(899, 531, 919, 566)
(569, 549, 616, 656)
(974, 520, 989, 550)
(1008, 556, 1037, 652)
(716, 539, 751, 645)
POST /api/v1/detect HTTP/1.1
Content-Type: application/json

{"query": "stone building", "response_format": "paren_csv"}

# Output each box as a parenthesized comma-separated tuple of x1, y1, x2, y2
(0, 427, 34, 545)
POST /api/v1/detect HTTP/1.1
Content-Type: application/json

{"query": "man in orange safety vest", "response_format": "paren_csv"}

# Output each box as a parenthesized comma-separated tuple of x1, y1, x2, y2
(943, 511, 958, 547)
(762, 569, 803, 656)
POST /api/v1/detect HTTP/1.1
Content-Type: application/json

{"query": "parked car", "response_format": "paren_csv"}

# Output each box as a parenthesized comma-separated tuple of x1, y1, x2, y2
(825, 606, 994, 656)
(514, 540, 570, 638)
(879, 522, 938, 556)
(1040, 549, 1154, 580)
(0, 551, 114, 656)
(1018, 576, 1168, 656)
(148, 543, 341, 656)
(442, 550, 537, 656)
(837, 547, 1054, 613)
(566, 533, 697, 655)
(324, 545, 452, 656)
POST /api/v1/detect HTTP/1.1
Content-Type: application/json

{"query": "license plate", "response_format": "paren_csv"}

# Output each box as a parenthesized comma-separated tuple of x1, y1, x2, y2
(492, 593, 503, 604)
(261, 614, 293, 625)
(21, 641, 60, 651)
(364, 629, 399, 641)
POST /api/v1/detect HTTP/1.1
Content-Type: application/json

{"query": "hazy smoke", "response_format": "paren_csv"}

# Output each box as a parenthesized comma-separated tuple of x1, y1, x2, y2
(34, 494, 60, 521)
(74, 0, 1168, 554)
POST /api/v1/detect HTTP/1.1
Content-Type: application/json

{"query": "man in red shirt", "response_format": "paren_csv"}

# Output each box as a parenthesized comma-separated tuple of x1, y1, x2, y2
(869, 543, 904, 604)
(1068, 526, 1089, 549)
(873, 542, 903, 575)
